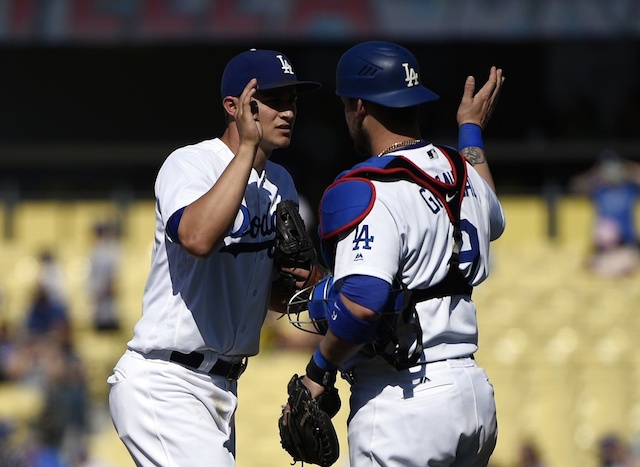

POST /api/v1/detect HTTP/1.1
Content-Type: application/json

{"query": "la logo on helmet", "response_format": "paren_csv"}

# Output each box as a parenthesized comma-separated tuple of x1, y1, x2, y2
(277, 55, 294, 75)
(402, 62, 419, 87)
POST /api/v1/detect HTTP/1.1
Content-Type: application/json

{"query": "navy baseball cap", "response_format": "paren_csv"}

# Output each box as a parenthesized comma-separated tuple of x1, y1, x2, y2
(221, 49, 321, 98)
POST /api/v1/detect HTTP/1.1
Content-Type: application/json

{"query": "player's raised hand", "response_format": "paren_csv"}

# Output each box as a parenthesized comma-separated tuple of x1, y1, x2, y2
(457, 66, 504, 130)
(236, 78, 263, 149)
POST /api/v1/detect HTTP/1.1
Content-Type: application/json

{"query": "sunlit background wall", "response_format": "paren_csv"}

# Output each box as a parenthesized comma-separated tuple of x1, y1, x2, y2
(1, 1, 640, 466)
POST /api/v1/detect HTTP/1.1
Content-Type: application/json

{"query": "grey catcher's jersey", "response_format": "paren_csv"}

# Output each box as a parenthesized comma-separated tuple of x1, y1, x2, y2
(332, 142, 506, 363)
(128, 138, 298, 357)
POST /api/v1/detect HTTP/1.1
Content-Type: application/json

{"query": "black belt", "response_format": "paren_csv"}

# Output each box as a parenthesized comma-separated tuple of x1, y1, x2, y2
(170, 351, 248, 380)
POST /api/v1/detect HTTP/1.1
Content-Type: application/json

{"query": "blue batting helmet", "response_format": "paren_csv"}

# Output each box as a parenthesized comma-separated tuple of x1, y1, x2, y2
(335, 41, 439, 108)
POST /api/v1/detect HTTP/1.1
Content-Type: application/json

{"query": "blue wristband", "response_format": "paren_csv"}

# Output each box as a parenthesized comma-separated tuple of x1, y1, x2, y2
(459, 123, 484, 150)
(306, 348, 338, 387)
(312, 348, 338, 371)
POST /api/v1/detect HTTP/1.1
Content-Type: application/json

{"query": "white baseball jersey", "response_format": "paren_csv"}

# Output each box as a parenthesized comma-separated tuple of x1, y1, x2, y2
(109, 138, 299, 466)
(332, 142, 505, 363)
(128, 138, 298, 357)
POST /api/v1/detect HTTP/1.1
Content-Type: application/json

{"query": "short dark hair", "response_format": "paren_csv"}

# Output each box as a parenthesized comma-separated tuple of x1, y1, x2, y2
(365, 101, 418, 131)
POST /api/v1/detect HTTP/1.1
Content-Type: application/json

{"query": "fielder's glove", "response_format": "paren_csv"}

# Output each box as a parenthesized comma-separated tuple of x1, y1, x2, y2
(278, 375, 341, 467)
(274, 200, 327, 297)
(274, 200, 316, 270)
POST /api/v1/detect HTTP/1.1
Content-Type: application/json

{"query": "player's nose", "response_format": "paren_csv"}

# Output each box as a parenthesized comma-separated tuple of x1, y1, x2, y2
(279, 108, 295, 120)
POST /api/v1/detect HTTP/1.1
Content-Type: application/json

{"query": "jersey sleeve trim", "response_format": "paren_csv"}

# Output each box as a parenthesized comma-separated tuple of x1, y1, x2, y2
(166, 206, 186, 244)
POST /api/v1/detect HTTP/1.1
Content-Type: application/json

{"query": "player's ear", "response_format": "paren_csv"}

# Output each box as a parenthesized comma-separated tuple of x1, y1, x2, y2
(222, 96, 239, 119)
(356, 99, 368, 119)
(357, 99, 367, 114)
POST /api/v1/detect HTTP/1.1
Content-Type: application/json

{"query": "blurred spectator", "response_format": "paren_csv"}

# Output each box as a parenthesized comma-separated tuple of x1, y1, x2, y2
(36, 331, 89, 467)
(4, 264, 90, 466)
(0, 320, 20, 382)
(37, 250, 68, 308)
(7, 328, 89, 467)
(514, 440, 546, 467)
(0, 420, 20, 466)
(21, 439, 70, 467)
(570, 149, 640, 277)
(25, 283, 70, 339)
(627, 432, 640, 467)
(87, 222, 120, 331)
(598, 433, 629, 467)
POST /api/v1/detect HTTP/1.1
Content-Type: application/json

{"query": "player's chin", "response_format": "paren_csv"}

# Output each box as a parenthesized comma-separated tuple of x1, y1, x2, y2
(273, 134, 293, 149)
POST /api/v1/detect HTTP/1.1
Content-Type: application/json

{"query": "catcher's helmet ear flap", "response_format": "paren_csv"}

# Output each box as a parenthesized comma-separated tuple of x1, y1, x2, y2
(335, 41, 439, 108)
(287, 274, 337, 335)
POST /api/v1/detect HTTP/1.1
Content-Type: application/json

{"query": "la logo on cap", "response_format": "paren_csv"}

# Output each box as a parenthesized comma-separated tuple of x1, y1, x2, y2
(276, 55, 294, 75)
(402, 63, 419, 88)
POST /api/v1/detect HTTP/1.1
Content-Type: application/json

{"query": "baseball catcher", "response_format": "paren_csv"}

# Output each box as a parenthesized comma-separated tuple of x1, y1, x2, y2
(276, 41, 505, 467)
(278, 373, 341, 467)
(274, 200, 326, 297)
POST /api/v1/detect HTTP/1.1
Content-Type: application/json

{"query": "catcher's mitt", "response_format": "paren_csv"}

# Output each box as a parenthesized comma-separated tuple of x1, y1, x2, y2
(278, 375, 340, 467)
(274, 200, 316, 269)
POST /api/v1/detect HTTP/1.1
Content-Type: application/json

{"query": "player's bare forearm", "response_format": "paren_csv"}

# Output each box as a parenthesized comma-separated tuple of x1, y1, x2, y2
(461, 147, 496, 192)
(318, 330, 364, 368)
(178, 153, 255, 257)
(460, 147, 485, 166)
(316, 294, 378, 367)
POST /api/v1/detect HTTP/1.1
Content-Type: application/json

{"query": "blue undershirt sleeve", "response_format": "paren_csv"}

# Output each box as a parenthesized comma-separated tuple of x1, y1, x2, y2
(339, 275, 392, 315)
(166, 207, 186, 244)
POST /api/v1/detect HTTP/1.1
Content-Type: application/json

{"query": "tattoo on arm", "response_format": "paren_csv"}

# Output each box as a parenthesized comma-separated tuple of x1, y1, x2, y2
(461, 147, 486, 166)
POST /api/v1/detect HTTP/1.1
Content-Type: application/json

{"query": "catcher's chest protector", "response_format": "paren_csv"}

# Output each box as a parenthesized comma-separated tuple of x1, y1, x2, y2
(318, 146, 467, 268)
(318, 147, 472, 369)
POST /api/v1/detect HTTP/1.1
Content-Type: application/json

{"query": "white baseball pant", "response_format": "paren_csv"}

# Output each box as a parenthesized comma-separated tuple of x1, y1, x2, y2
(108, 349, 238, 467)
(347, 357, 497, 467)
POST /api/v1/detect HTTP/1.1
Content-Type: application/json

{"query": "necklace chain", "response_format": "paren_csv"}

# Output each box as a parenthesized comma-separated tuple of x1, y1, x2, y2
(377, 139, 423, 157)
